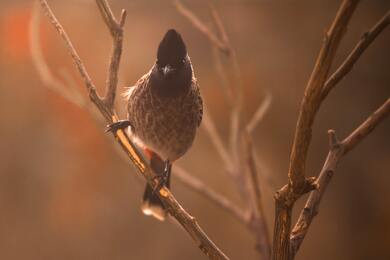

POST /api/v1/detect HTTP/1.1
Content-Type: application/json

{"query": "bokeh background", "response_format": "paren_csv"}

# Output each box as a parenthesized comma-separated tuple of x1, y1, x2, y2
(0, 0, 389, 259)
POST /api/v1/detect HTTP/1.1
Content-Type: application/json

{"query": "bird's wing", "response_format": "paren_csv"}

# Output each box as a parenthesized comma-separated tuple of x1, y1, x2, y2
(195, 83, 203, 127)
(123, 72, 150, 100)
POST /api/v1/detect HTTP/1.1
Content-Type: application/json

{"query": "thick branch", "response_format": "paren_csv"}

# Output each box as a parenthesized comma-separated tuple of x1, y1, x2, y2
(288, 0, 360, 192)
(38, 1, 228, 259)
(322, 10, 390, 101)
(290, 98, 390, 258)
(288, 10, 390, 257)
(273, 1, 360, 260)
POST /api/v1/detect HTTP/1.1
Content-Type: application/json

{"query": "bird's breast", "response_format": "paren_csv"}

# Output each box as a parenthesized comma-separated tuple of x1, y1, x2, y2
(127, 83, 200, 161)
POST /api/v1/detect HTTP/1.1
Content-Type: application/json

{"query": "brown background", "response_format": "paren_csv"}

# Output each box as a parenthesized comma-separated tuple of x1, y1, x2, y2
(0, 0, 389, 259)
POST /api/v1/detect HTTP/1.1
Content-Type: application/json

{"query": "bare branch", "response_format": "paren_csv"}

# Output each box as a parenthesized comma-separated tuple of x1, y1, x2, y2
(201, 105, 233, 170)
(287, 11, 390, 258)
(212, 46, 234, 105)
(288, 0, 360, 193)
(273, 1, 360, 259)
(38, 0, 101, 107)
(244, 132, 271, 259)
(37, 1, 229, 259)
(342, 98, 390, 153)
(173, 0, 229, 53)
(322, 10, 390, 101)
(29, 2, 86, 108)
(290, 98, 390, 257)
(174, 166, 249, 225)
(246, 91, 272, 134)
(96, 0, 127, 110)
(209, 3, 229, 46)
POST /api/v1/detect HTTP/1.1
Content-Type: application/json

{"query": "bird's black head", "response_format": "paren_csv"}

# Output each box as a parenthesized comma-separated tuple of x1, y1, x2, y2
(150, 29, 193, 98)
(156, 29, 187, 73)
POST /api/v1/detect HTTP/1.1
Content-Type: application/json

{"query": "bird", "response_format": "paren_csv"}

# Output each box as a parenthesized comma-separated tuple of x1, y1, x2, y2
(107, 29, 203, 221)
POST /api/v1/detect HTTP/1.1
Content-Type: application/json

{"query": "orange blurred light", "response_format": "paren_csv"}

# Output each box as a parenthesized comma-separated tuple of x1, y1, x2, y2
(2, 5, 46, 61)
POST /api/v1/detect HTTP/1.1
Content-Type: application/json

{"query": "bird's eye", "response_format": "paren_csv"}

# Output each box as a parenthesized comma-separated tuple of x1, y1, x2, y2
(181, 59, 185, 64)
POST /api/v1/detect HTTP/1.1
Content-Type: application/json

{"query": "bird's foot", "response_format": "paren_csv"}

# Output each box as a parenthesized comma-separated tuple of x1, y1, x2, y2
(105, 120, 132, 133)
(153, 160, 171, 193)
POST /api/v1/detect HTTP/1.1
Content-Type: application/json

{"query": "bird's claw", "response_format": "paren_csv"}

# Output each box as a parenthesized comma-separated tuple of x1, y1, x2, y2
(152, 160, 171, 193)
(105, 120, 132, 133)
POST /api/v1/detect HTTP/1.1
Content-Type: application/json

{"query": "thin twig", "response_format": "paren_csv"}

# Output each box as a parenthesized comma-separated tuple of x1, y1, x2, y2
(38, 0, 100, 102)
(209, 3, 229, 46)
(174, 166, 249, 225)
(29, 1, 86, 108)
(246, 91, 272, 134)
(96, 0, 127, 109)
(212, 46, 234, 105)
(342, 98, 390, 153)
(273, 1, 360, 259)
(37, 1, 229, 259)
(321, 10, 390, 101)
(290, 98, 390, 258)
(173, 0, 229, 53)
(244, 132, 271, 259)
(202, 104, 233, 170)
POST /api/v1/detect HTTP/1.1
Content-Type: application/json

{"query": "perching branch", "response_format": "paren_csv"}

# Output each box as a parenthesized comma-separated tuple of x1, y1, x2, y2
(31, 1, 239, 255)
(36, 0, 229, 259)
(290, 98, 390, 258)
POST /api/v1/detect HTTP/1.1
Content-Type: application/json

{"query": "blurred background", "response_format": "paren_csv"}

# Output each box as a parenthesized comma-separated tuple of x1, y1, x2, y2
(0, 0, 389, 259)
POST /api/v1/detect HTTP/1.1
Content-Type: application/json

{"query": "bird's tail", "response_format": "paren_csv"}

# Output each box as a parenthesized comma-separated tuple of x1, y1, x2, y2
(141, 150, 171, 221)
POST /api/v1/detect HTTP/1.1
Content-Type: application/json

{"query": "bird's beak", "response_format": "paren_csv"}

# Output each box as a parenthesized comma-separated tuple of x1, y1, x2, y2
(162, 65, 175, 76)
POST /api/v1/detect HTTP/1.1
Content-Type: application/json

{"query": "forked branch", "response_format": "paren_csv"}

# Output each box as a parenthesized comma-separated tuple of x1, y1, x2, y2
(290, 98, 390, 258)
(273, 1, 390, 259)
(273, 2, 361, 259)
(96, 0, 127, 110)
(322, 11, 390, 101)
